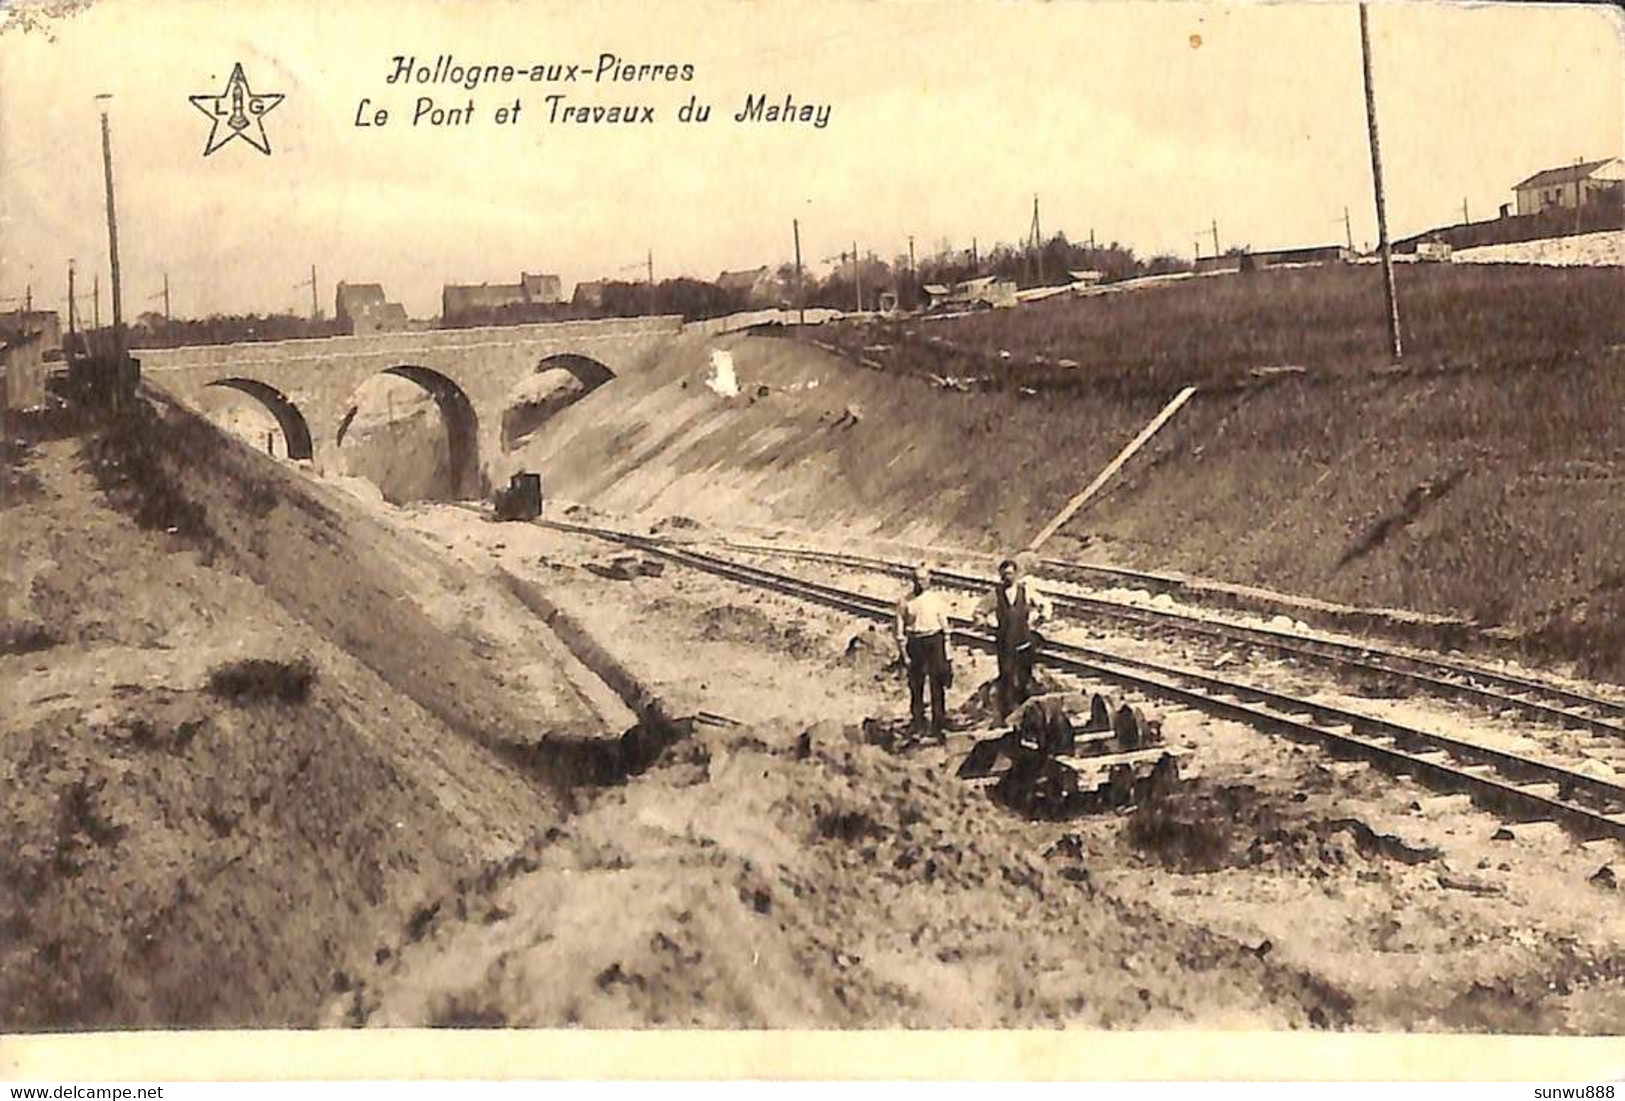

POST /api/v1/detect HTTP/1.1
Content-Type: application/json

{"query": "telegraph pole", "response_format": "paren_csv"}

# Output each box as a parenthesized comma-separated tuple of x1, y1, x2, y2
(1461, 198, 1470, 225)
(646, 248, 655, 315)
(23, 285, 31, 313)
(1029, 194, 1044, 282)
(792, 218, 804, 327)
(295, 265, 320, 321)
(1210, 219, 1220, 258)
(1575, 156, 1585, 234)
(851, 241, 862, 312)
(148, 276, 170, 343)
(1359, 3, 1403, 362)
(906, 235, 916, 310)
(93, 273, 100, 329)
(1344, 207, 1354, 251)
(96, 93, 129, 392)
(66, 261, 78, 351)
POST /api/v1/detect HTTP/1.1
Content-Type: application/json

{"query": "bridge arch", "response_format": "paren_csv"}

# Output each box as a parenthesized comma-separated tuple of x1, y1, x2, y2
(500, 353, 616, 452)
(334, 365, 481, 500)
(379, 365, 481, 499)
(537, 353, 616, 390)
(205, 378, 314, 460)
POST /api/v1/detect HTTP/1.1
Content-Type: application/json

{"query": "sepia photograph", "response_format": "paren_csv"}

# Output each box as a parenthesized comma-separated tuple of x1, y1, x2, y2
(2, 0, 1624, 1079)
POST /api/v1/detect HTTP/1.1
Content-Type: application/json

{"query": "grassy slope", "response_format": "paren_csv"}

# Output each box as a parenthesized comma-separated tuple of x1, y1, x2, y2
(834, 264, 1623, 393)
(521, 263, 1625, 675)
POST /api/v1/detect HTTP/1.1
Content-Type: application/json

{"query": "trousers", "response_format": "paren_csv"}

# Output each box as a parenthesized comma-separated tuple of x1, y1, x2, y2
(996, 639, 1038, 719)
(905, 632, 951, 734)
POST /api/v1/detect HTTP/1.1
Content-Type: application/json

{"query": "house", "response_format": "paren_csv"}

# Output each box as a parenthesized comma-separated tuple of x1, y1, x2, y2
(1513, 158, 1624, 217)
(572, 280, 607, 309)
(716, 267, 783, 307)
(922, 276, 1018, 311)
(441, 271, 566, 324)
(335, 282, 409, 335)
(1240, 244, 1353, 271)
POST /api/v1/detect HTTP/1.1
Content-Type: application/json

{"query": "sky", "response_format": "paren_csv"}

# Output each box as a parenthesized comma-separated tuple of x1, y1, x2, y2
(2, 0, 1621, 320)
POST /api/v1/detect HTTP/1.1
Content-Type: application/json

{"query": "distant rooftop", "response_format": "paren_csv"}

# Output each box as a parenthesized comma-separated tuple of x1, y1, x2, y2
(1513, 157, 1620, 191)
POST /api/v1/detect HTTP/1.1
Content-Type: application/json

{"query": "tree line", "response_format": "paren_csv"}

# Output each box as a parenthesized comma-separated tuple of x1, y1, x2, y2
(102, 229, 1194, 346)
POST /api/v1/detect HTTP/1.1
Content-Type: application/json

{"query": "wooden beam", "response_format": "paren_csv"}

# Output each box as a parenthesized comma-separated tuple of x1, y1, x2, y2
(1025, 386, 1198, 553)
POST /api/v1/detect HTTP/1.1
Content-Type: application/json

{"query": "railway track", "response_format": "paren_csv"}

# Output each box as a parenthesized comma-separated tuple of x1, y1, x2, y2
(678, 535, 1625, 745)
(537, 514, 1625, 844)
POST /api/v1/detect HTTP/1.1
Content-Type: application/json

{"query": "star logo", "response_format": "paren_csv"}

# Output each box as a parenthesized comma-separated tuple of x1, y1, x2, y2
(190, 63, 284, 156)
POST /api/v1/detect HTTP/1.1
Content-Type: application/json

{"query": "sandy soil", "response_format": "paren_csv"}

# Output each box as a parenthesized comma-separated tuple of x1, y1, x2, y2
(328, 502, 1625, 1032)
(9, 384, 1624, 1033)
(0, 407, 622, 1029)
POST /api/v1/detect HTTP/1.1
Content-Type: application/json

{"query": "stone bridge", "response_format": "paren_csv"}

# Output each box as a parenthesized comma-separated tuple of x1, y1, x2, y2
(141, 316, 684, 497)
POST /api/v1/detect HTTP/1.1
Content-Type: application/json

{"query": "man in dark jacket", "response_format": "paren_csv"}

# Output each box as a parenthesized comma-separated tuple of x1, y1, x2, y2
(975, 556, 1054, 719)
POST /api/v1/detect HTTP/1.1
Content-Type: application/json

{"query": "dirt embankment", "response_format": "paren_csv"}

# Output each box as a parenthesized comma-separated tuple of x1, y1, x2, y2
(0, 396, 622, 1029)
(514, 313, 1625, 678)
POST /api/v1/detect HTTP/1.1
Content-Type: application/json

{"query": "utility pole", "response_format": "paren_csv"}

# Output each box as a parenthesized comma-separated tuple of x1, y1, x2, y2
(1359, 3, 1402, 362)
(792, 218, 804, 327)
(23, 285, 31, 313)
(96, 93, 128, 394)
(66, 260, 78, 353)
(93, 273, 100, 329)
(295, 266, 320, 321)
(1210, 219, 1220, 258)
(1461, 197, 1470, 225)
(851, 241, 862, 313)
(646, 248, 655, 315)
(1344, 207, 1354, 251)
(1029, 194, 1044, 282)
(1194, 238, 1202, 262)
(148, 275, 170, 344)
(1575, 155, 1585, 235)
(971, 236, 979, 270)
(907, 234, 916, 311)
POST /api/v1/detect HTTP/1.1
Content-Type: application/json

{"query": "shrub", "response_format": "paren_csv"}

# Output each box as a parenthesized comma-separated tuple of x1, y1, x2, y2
(206, 657, 317, 704)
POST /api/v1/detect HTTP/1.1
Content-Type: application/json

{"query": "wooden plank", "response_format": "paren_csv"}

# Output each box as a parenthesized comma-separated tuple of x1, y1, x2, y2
(1026, 386, 1198, 553)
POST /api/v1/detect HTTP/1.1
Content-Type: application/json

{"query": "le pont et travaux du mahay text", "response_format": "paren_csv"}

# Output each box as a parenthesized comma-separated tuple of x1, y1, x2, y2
(352, 54, 835, 130)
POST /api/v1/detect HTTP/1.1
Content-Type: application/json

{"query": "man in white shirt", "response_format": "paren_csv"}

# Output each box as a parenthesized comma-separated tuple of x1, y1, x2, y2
(974, 556, 1054, 718)
(894, 564, 954, 740)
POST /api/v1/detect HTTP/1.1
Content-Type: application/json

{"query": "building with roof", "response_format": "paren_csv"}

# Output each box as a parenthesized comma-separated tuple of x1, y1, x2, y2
(441, 272, 565, 324)
(572, 280, 607, 309)
(335, 282, 409, 335)
(1513, 158, 1624, 217)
